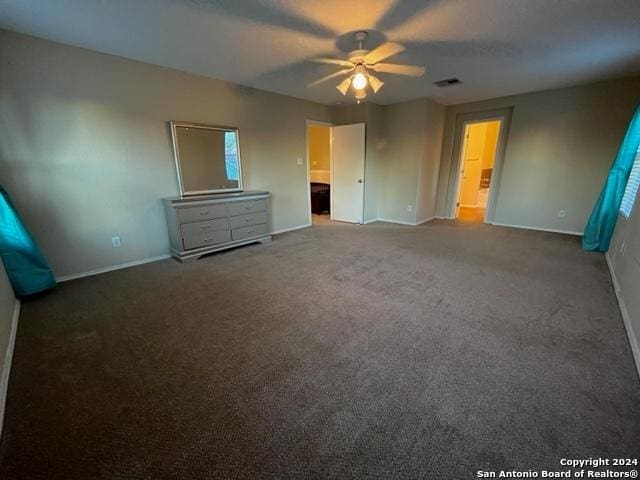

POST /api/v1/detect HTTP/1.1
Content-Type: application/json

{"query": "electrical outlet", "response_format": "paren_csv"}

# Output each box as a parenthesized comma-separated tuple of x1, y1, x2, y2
(557, 209, 565, 218)
(111, 236, 122, 248)
(407, 205, 413, 213)
(296, 157, 303, 165)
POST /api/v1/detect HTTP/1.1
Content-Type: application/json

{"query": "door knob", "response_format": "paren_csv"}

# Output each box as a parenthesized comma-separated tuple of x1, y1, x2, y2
(357, 178, 363, 183)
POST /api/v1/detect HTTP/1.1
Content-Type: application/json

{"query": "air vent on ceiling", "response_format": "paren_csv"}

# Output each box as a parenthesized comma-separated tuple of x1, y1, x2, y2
(434, 78, 461, 87)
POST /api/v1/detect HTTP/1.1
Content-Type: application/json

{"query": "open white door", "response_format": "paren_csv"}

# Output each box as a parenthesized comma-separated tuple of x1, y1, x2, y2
(453, 125, 471, 218)
(331, 123, 365, 223)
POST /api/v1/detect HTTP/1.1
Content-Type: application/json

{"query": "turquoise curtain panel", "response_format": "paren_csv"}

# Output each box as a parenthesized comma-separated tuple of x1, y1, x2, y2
(583, 105, 640, 251)
(0, 186, 56, 298)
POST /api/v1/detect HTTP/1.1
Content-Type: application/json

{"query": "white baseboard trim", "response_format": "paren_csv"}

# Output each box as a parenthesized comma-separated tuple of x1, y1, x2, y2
(605, 252, 640, 381)
(489, 221, 583, 236)
(376, 218, 415, 226)
(58, 225, 313, 283)
(415, 216, 437, 225)
(56, 254, 171, 283)
(0, 298, 21, 436)
(373, 217, 437, 226)
(271, 223, 311, 235)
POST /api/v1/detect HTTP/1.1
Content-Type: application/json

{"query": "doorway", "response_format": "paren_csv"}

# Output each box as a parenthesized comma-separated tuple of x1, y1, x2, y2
(455, 120, 501, 222)
(306, 121, 365, 225)
(446, 108, 512, 223)
(307, 123, 332, 225)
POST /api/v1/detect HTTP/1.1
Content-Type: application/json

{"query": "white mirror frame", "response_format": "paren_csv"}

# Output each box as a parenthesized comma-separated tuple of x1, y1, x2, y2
(170, 121, 244, 196)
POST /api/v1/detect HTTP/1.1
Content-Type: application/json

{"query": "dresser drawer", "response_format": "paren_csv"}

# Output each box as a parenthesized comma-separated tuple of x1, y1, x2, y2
(182, 230, 231, 250)
(181, 218, 229, 237)
(228, 199, 266, 217)
(229, 212, 267, 230)
(231, 223, 269, 241)
(177, 203, 227, 223)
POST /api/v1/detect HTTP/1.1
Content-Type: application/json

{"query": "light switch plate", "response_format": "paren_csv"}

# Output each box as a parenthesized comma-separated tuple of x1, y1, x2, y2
(296, 157, 303, 165)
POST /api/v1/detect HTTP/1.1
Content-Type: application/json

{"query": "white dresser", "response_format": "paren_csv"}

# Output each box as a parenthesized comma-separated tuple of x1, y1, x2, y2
(163, 191, 271, 262)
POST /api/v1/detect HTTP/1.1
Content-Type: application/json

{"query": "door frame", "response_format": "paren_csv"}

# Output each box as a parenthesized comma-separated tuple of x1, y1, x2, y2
(305, 119, 333, 225)
(447, 108, 513, 223)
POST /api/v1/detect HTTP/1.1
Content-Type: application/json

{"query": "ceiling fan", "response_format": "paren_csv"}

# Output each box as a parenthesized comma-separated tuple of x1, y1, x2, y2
(308, 31, 426, 102)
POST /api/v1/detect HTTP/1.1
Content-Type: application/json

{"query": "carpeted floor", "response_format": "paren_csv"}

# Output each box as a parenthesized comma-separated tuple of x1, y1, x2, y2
(1, 219, 639, 479)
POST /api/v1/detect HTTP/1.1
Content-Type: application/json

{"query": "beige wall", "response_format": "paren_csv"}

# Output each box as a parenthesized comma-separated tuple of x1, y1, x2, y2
(308, 125, 330, 172)
(0, 261, 18, 434)
(0, 30, 332, 277)
(0, 262, 16, 379)
(415, 99, 445, 223)
(436, 76, 640, 233)
(378, 100, 427, 223)
(609, 198, 640, 377)
(331, 99, 444, 224)
(377, 98, 445, 224)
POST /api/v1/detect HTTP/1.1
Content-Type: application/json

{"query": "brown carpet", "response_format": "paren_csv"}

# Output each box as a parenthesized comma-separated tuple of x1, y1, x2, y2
(1, 219, 639, 479)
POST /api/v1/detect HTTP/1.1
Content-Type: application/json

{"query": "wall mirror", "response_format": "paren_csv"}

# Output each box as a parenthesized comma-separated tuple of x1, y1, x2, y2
(170, 121, 243, 195)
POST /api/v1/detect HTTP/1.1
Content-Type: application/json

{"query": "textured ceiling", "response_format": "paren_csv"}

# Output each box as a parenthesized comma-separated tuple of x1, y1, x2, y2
(1, 0, 639, 105)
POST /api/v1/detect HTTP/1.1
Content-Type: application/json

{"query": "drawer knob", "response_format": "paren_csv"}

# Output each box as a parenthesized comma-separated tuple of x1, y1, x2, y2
(245, 206, 252, 209)
(247, 230, 254, 234)
(201, 225, 211, 230)
(200, 210, 209, 216)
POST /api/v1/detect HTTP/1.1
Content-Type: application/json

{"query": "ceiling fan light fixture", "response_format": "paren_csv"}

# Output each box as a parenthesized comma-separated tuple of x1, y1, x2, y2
(351, 71, 368, 90)
(368, 75, 384, 94)
(336, 77, 351, 95)
(308, 31, 424, 103)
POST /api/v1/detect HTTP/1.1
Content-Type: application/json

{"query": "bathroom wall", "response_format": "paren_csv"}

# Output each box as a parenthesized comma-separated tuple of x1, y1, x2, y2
(308, 125, 331, 171)
(459, 123, 487, 207)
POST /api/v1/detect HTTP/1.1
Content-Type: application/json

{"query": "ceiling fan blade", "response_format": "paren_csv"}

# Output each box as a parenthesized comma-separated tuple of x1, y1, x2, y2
(336, 77, 351, 95)
(307, 68, 354, 87)
(372, 63, 425, 77)
(364, 42, 405, 64)
(310, 58, 355, 68)
(368, 74, 384, 94)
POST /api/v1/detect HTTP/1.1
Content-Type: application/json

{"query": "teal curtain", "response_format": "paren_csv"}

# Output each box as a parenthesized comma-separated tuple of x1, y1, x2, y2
(0, 186, 56, 298)
(583, 105, 640, 251)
